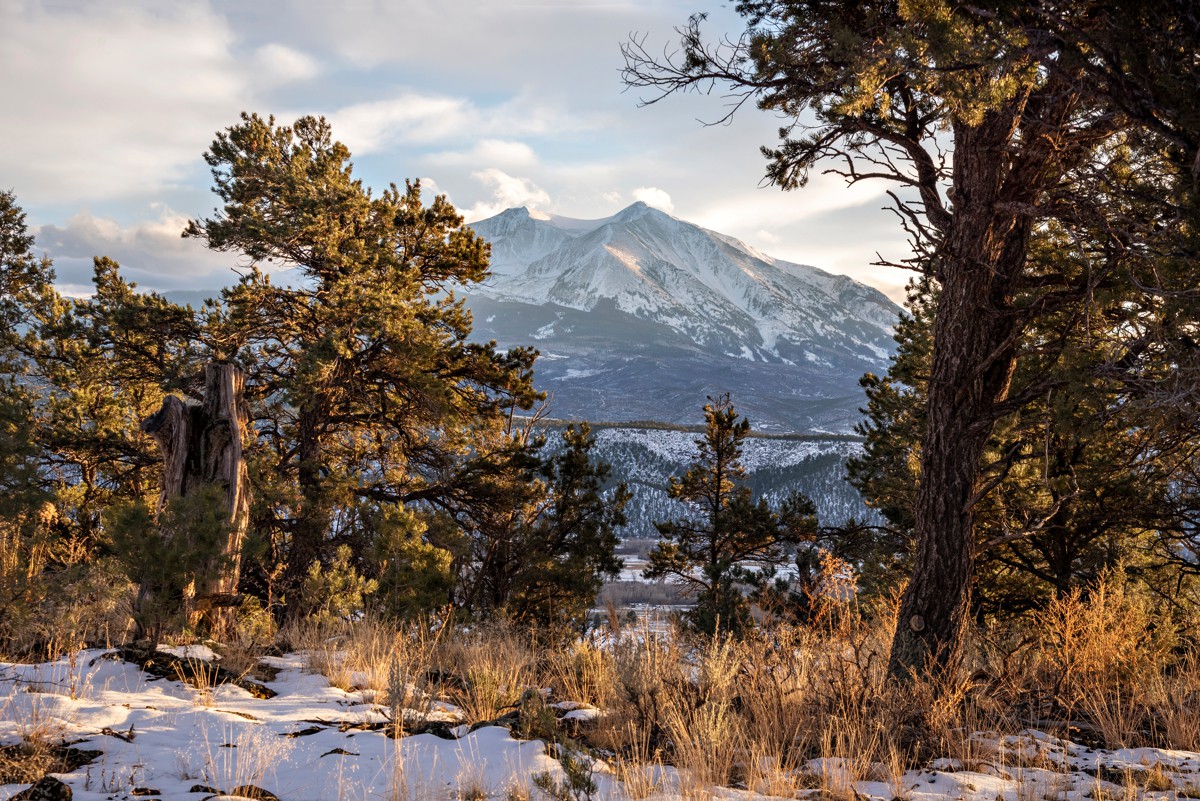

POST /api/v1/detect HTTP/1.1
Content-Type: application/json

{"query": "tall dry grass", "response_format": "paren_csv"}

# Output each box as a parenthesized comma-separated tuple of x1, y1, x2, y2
(256, 569, 1200, 797)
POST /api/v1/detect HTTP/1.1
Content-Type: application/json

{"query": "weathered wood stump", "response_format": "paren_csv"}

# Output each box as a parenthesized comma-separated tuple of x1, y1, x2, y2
(140, 362, 250, 639)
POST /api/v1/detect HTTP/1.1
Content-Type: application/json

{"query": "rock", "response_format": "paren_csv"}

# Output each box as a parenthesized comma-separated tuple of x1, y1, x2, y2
(320, 748, 358, 757)
(189, 784, 222, 794)
(405, 720, 459, 740)
(227, 785, 281, 801)
(281, 725, 324, 738)
(12, 776, 72, 801)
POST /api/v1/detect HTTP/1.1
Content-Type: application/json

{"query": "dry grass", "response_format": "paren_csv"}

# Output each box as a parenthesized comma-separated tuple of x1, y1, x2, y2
(236, 569, 1200, 800)
(1033, 575, 1186, 749)
(438, 623, 538, 725)
(195, 721, 295, 794)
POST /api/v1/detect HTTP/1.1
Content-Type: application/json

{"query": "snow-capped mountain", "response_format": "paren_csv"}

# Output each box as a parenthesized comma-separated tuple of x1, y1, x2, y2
(463, 203, 901, 433)
(471, 202, 895, 367)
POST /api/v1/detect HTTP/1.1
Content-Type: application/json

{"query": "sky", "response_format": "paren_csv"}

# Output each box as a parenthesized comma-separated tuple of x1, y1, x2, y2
(2, 0, 914, 301)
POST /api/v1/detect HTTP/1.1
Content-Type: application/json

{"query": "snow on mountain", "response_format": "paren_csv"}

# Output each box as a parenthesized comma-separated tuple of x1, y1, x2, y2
(463, 203, 901, 432)
(469, 202, 898, 367)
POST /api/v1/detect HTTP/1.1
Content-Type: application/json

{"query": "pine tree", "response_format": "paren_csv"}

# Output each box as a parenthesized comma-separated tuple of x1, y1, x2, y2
(625, 0, 1200, 680)
(0, 191, 54, 642)
(508, 423, 630, 627)
(185, 113, 541, 619)
(646, 395, 817, 635)
(454, 419, 629, 628)
(107, 485, 234, 647)
(848, 274, 1189, 617)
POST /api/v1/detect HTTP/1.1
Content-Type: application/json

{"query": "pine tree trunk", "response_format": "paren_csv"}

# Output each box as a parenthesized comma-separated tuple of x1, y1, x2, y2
(886, 266, 1019, 679)
(887, 109, 1031, 681)
(280, 403, 327, 622)
(141, 362, 251, 639)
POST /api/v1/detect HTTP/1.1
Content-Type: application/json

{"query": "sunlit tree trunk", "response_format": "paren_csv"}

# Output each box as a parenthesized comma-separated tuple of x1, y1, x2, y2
(142, 362, 250, 639)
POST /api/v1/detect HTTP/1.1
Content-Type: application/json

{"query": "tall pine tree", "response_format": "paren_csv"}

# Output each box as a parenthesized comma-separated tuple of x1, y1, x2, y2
(185, 114, 541, 619)
(625, 0, 1200, 680)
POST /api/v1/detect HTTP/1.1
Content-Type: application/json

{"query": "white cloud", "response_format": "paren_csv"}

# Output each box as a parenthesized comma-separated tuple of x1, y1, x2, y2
(0, 2, 249, 205)
(631, 187, 674, 214)
(461, 169, 551, 221)
(426, 140, 539, 170)
(755, 229, 781, 245)
(329, 95, 474, 153)
(327, 92, 588, 157)
(36, 208, 238, 292)
(253, 43, 320, 86)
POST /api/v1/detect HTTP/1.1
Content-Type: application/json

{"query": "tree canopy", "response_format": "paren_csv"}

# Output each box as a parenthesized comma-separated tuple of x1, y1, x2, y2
(625, 0, 1200, 680)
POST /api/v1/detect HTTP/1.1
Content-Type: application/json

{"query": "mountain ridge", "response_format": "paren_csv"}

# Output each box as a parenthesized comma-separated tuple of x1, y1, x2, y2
(461, 203, 901, 433)
(469, 202, 897, 368)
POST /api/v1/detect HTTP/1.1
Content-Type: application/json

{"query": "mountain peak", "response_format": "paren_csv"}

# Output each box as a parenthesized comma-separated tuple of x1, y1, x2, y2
(612, 200, 660, 222)
(467, 202, 898, 369)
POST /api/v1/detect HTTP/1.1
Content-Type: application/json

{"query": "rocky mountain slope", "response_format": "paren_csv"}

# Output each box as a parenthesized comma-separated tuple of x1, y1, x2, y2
(465, 203, 900, 433)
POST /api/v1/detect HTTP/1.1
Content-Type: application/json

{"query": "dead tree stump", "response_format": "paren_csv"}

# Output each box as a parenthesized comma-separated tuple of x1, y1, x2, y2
(141, 362, 251, 639)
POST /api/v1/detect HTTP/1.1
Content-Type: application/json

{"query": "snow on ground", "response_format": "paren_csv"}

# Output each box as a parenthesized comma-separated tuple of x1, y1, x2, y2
(4, 649, 1200, 800)
(0, 650, 560, 801)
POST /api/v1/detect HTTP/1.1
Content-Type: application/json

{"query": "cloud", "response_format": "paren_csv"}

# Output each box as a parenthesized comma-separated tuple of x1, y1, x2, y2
(327, 91, 589, 157)
(461, 169, 551, 221)
(253, 43, 320, 86)
(0, 2, 250, 205)
(631, 187, 674, 214)
(328, 95, 474, 153)
(755, 229, 782, 245)
(35, 208, 239, 293)
(426, 140, 539, 170)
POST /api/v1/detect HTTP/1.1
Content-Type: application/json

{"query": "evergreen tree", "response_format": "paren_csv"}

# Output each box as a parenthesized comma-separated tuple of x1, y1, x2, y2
(455, 420, 629, 628)
(26, 260, 198, 548)
(0, 191, 54, 643)
(1, 194, 200, 648)
(507, 423, 630, 627)
(107, 485, 233, 647)
(646, 395, 817, 635)
(848, 275, 1190, 617)
(185, 113, 541, 619)
(625, 0, 1200, 680)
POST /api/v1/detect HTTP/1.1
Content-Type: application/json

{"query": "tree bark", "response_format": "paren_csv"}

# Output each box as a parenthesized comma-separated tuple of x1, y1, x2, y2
(279, 401, 328, 622)
(887, 104, 1037, 681)
(886, 62, 1097, 680)
(141, 362, 251, 639)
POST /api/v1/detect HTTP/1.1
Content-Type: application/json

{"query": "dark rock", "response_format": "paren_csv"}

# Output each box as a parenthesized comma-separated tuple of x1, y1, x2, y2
(189, 784, 222, 794)
(227, 785, 281, 801)
(115, 647, 277, 699)
(320, 748, 358, 757)
(281, 725, 324, 738)
(468, 712, 520, 733)
(406, 720, 460, 740)
(424, 668, 467, 691)
(131, 788, 161, 796)
(12, 776, 71, 801)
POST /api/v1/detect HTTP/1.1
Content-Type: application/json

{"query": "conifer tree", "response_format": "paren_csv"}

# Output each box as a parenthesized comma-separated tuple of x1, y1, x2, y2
(454, 420, 629, 628)
(107, 485, 233, 647)
(848, 275, 1190, 616)
(1, 194, 203, 646)
(625, 0, 1200, 679)
(646, 395, 817, 635)
(0, 191, 54, 641)
(185, 113, 541, 619)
